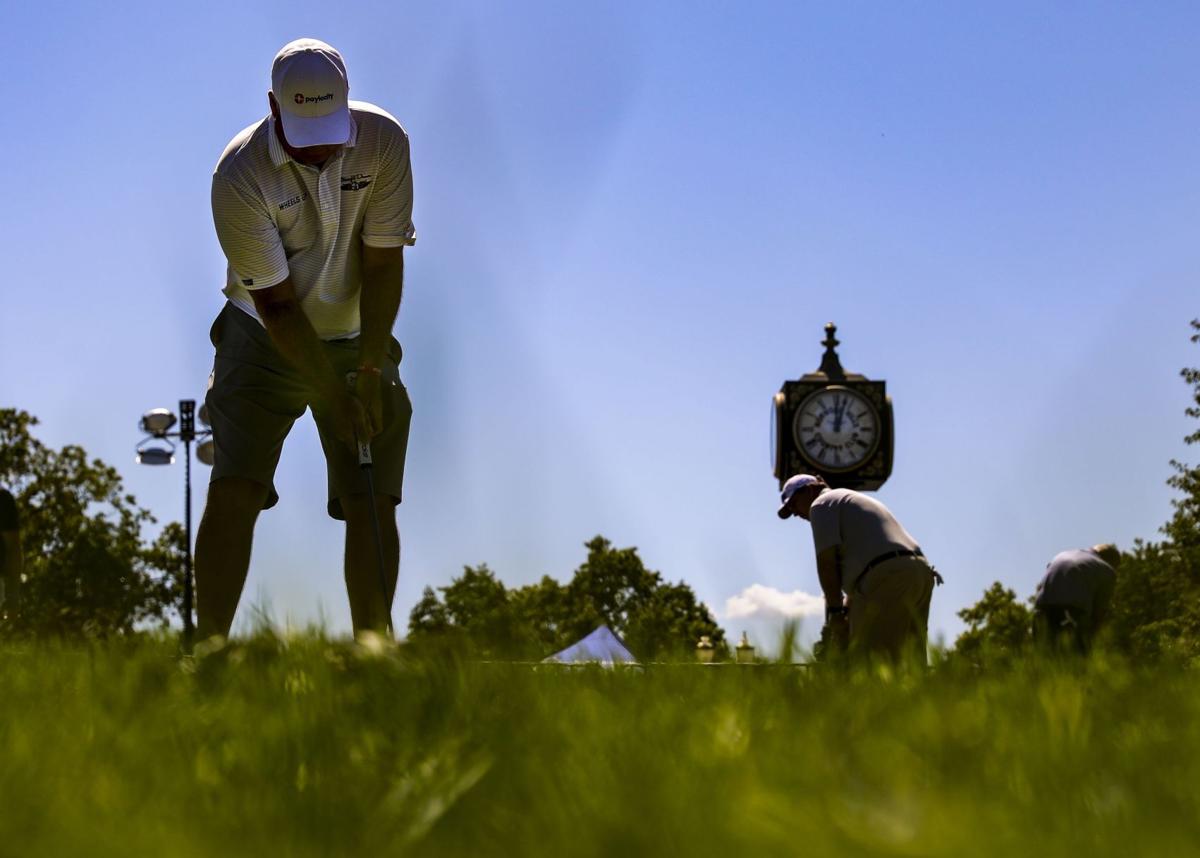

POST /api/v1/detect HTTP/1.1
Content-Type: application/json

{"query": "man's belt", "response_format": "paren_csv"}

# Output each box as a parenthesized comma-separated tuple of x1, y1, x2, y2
(859, 548, 924, 579)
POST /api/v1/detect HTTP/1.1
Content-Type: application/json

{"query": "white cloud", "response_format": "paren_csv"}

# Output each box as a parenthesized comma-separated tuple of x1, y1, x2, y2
(723, 584, 825, 620)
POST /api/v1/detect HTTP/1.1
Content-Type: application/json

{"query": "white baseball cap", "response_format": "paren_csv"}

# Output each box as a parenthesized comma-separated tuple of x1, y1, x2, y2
(271, 38, 351, 148)
(778, 474, 823, 519)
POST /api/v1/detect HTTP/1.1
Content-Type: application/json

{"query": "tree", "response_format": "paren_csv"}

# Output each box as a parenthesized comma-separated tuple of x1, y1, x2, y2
(622, 579, 724, 661)
(1164, 319, 1200, 548)
(1105, 542, 1200, 662)
(408, 586, 450, 636)
(0, 408, 183, 637)
(1099, 321, 1200, 662)
(408, 565, 530, 657)
(408, 536, 727, 660)
(954, 582, 1032, 658)
(561, 536, 659, 642)
(509, 575, 569, 657)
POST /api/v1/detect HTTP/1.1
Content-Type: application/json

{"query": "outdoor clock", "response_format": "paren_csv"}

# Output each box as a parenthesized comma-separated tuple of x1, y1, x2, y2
(793, 385, 881, 473)
(772, 323, 894, 491)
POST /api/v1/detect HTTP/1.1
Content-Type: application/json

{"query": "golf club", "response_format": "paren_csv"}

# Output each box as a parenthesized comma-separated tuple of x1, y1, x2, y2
(348, 371, 394, 637)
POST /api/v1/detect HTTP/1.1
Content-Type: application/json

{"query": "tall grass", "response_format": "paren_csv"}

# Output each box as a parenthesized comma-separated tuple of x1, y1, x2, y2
(0, 633, 1196, 857)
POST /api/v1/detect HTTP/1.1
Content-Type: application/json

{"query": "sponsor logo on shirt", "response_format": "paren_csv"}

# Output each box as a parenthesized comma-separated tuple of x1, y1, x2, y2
(294, 92, 335, 105)
(341, 173, 372, 191)
(279, 191, 310, 211)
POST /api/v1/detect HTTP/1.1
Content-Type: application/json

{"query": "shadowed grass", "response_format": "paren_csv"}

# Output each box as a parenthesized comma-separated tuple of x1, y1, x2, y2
(0, 634, 1196, 857)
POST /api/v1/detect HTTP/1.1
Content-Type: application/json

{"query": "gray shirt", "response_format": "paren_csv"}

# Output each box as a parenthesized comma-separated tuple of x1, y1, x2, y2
(1034, 549, 1116, 617)
(808, 488, 921, 594)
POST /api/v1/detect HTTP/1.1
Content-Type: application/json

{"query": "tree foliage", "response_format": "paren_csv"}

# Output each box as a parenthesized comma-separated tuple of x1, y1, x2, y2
(1103, 320, 1200, 662)
(1105, 542, 1200, 662)
(0, 408, 184, 637)
(1164, 319, 1200, 548)
(954, 582, 1032, 659)
(408, 536, 726, 661)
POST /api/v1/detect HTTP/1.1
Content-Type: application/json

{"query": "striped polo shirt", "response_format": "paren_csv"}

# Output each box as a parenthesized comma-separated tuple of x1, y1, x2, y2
(211, 100, 416, 340)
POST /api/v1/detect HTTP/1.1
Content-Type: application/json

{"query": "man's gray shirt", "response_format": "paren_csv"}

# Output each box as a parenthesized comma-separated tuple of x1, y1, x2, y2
(808, 488, 921, 594)
(1034, 549, 1116, 617)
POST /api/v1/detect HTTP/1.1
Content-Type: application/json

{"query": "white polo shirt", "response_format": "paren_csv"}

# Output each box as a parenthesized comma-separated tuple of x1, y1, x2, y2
(211, 100, 416, 340)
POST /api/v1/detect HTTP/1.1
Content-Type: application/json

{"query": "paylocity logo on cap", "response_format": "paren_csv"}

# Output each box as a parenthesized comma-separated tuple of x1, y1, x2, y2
(294, 92, 335, 105)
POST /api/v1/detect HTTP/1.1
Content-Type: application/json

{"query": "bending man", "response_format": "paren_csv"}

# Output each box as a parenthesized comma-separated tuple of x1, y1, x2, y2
(1033, 544, 1119, 654)
(779, 474, 940, 661)
(196, 38, 416, 640)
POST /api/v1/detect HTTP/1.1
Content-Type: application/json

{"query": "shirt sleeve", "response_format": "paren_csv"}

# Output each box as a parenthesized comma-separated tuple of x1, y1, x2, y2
(361, 120, 417, 249)
(211, 173, 290, 290)
(809, 499, 841, 556)
(0, 490, 18, 531)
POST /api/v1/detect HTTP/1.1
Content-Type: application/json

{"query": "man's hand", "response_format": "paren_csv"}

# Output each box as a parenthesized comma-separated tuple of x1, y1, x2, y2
(353, 370, 384, 438)
(252, 279, 374, 451)
(315, 387, 373, 449)
(826, 613, 850, 652)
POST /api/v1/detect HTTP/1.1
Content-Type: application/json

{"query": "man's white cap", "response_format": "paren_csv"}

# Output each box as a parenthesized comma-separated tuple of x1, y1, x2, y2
(271, 38, 351, 148)
(778, 474, 822, 519)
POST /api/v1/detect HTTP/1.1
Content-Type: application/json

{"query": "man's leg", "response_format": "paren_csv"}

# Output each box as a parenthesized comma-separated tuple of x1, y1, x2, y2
(341, 493, 399, 635)
(195, 476, 271, 640)
(199, 303, 307, 641)
(1035, 606, 1082, 654)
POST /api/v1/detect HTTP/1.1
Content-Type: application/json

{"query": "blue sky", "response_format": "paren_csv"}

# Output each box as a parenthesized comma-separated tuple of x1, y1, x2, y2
(3, 2, 1198, 650)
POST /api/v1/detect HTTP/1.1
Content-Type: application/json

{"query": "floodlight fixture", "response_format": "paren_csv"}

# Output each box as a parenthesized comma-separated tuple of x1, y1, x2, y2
(140, 408, 177, 437)
(198, 403, 211, 428)
(133, 397, 214, 651)
(136, 443, 176, 466)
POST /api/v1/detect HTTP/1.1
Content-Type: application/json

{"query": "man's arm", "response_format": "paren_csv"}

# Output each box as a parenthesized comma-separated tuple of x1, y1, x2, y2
(250, 278, 370, 447)
(2, 530, 21, 611)
(816, 545, 848, 652)
(358, 244, 405, 370)
(354, 244, 405, 434)
(816, 546, 843, 608)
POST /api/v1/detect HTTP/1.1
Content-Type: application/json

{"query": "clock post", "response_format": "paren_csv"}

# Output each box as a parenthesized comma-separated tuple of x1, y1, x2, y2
(772, 323, 894, 491)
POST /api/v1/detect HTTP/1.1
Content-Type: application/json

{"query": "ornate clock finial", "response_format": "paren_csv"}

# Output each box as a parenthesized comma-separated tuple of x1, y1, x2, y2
(818, 321, 845, 379)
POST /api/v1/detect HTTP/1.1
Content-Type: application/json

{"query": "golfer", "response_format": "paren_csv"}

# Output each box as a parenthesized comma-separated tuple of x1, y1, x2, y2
(1033, 544, 1119, 654)
(196, 38, 416, 640)
(778, 474, 940, 661)
(0, 487, 22, 613)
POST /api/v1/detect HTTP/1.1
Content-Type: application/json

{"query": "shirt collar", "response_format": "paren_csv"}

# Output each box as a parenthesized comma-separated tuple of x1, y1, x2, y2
(267, 113, 359, 169)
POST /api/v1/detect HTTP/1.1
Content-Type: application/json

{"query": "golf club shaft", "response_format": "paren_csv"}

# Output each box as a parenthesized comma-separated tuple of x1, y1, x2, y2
(355, 436, 393, 638)
(361, 457, 393, 636)
(349, 371, 394, 636)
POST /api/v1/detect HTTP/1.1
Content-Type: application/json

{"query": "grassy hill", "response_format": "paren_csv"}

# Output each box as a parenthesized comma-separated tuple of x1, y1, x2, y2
(0, 634, 1196, 857)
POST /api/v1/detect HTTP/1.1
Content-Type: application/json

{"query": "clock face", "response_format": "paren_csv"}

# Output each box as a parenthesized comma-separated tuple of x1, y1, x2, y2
(792, 386, 881, 472)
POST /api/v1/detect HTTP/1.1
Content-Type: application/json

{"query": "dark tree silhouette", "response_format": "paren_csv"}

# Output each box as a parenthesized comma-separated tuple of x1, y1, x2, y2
(409, 536, 726, 660)
(0, 408, 183, 637)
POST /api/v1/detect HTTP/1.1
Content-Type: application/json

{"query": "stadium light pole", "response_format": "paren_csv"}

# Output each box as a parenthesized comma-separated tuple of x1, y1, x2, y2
(136, 399, 214, 650)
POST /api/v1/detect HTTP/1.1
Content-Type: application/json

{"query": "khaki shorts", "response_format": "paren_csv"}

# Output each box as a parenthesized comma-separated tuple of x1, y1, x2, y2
(849, 555, 934, 660)
(204, 302, 413, 520)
